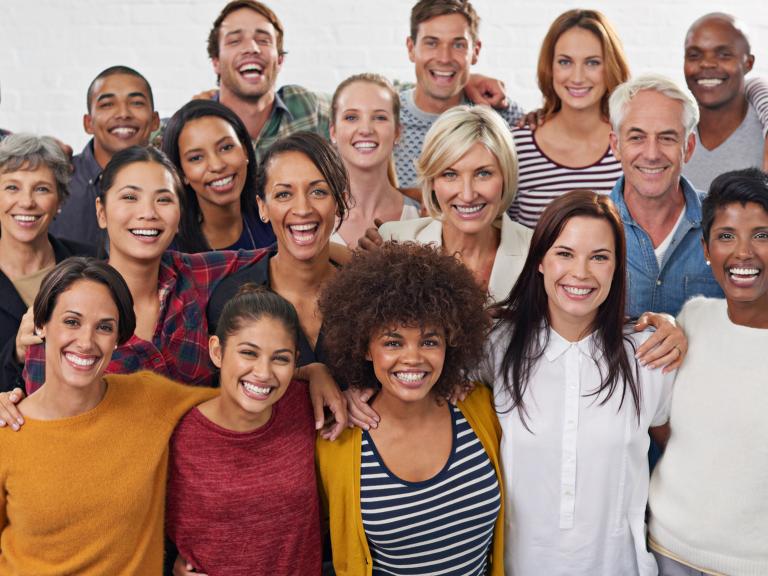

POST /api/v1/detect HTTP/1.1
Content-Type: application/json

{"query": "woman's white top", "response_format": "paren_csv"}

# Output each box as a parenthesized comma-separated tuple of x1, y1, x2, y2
(482, 326, 675, 576)
(648, 297, 768, 576)
(379, 213, 532, 302)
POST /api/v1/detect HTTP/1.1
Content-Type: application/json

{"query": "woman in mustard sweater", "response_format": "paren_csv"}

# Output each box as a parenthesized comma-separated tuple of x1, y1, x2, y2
(0, 257, 214, 575)
(316, 243, 504, 576)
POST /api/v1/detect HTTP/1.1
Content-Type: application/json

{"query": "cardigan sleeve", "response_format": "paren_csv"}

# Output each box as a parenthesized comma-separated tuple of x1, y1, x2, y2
(0, 337, 23, 393)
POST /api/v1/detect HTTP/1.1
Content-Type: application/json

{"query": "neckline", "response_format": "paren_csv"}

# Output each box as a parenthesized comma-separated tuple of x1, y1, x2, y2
(522, 126, 612, 170)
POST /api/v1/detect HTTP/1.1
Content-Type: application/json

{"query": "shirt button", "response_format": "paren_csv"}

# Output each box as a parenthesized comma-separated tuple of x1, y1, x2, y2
(152, 357, 163, 366)
(656, 279, 662, 286)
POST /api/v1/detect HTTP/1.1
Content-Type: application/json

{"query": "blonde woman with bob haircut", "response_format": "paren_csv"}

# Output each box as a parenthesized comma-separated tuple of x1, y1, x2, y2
(380, 105, 532, 302)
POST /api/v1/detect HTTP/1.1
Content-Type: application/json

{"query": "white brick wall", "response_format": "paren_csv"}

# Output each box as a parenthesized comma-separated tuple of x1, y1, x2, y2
(1, 0, 766, 150)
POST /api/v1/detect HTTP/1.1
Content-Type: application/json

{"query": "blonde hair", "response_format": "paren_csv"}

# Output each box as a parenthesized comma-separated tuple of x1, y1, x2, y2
(331, 73, 400, 188)
(417, 105, 518, 220)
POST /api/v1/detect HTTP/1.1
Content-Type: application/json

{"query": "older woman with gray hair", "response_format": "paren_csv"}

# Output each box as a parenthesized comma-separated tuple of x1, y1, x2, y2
(0, 133, 96, 395)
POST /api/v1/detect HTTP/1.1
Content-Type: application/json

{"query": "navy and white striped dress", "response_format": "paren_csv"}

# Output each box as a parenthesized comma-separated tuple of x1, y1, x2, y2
(360, 404, 501, 575)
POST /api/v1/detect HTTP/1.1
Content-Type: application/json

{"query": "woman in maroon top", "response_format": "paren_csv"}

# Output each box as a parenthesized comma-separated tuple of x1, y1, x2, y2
(166, 286, 320, 576)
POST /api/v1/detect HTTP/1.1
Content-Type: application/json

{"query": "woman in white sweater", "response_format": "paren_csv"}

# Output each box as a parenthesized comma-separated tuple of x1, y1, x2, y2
(648, 167, 768, 576)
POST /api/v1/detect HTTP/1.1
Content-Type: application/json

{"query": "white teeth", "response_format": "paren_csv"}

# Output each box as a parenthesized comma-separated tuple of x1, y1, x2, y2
(243, 382, 271, 395)
(110, 127, 137, 136)
(13, 214, 39, 222)
(454, 204, 484, 214)
(239, 64, 263, 74)
(209, 175, 234, 187)
(131, 229, 160, 237)
(432, 70, 454, 77)
(290, 223, 317, 232)
(730, 267, 759, 276)
(395, 372, 426, 382)
(697, 79, 723, 87)
(568, 87, 590, 95)
(353, 142, 377, 149)
(563, 286, 593, 296)
(638, 167, 665, 174)
(65, 353, 96, 367)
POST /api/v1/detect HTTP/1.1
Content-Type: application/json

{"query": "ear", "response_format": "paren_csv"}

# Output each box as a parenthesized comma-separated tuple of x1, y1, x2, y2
(84, 113, 94, 136)
(329, 123, 337, 145)
(744, 53, 755, 74)
(209, 335, 223, 369)
(37, 325, 47, 339)
(701, 236, 711, 263)
(212, 57, 221, 78)
(394, 123, 402, 144)
(256, 195, 269, 223)
(276, 52, 285, 72)
(407, 36, 416, 64)
(683, 132, 696, 163)
(538, 262, 544, 274)
(95, 197, 108, 230)
(609, 131, 621, 161)
(365, 347, 372, 362)
(150, 111, 160, 133)
(471, 39, 481, 65)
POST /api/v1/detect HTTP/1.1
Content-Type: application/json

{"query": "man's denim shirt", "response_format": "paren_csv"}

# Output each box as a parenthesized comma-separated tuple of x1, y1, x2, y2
(610, 175, 723, 318)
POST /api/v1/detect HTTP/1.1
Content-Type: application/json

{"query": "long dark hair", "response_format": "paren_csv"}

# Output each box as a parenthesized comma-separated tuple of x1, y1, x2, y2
(491, 190, 639, 426)
(162, 99, 258, 253)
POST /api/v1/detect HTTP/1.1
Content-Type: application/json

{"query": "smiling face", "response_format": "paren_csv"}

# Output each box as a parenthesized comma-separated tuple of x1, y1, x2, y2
(213, 7, 283, 103)
(0, 164, 60, 248)
(684, 16, 753, 111)
(84, 73, 160, 167)
(552, 27, 606, 113)
(539, 216, 616, 340)
(610, 89, 695, 202)
(178, 115, 248, 210)
(407, 13, 480, 113)
(210, 315, 296, 428)
(330, 81, 400, 173)
(367, 324, 446, 404)
(96, 161, 180, 264)
(432, 141, 503, 235)
(40, 279, 119, 389)
(704, 201, 768, 310)
(257, 151, 337, 262)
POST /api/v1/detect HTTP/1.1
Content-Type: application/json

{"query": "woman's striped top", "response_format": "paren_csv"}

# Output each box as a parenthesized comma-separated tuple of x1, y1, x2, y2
(507, 127, 623, 229)
(360, 404, 501, 576)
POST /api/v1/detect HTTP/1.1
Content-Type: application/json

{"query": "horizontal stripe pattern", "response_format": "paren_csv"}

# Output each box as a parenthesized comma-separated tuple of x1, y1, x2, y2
(508, 127, 623, 229)
(360, 405, 500, 575)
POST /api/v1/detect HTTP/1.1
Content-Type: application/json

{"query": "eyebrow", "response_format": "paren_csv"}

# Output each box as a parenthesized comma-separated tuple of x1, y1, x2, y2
(553, 244, 613, 253)
(223, 27, 274, 38)
(95, 92, 147, 103)
(183, 136, 234, 154)
(239, 342, 295, 354)
(272, 179, 328, 188)
(117, 184, 175, 195)
(64, 310, 117, 322)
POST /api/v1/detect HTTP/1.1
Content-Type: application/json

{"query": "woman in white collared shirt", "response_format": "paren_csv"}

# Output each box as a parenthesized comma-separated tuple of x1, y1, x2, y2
(379, 105, 532, 303)
(482, 190, 674, 576)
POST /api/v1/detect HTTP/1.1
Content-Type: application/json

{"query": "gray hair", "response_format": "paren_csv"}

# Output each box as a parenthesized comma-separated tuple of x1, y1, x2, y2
(417, 105, 519, 220)
(0, 133, 71, 200)
(609, 74, 700, 145)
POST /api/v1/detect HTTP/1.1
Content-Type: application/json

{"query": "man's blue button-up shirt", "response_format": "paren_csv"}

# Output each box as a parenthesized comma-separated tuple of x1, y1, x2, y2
(610, 175, 723, 318)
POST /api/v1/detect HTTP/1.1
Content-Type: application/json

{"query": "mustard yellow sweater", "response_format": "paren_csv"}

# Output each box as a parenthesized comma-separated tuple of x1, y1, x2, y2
(317, 385, 505, 576)
(0, 371, 215, 575)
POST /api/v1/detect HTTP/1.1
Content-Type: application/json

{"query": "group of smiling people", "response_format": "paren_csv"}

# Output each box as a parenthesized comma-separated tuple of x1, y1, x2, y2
(0, 2, 766, 576)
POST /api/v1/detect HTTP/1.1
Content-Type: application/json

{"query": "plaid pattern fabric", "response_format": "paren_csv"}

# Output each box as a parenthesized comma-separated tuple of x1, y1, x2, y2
(24, 249, 268, 392)
(252, 84, 330, 164)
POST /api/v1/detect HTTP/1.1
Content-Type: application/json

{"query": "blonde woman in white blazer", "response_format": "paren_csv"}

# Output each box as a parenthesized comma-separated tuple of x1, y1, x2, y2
(379, 105, 532, 303)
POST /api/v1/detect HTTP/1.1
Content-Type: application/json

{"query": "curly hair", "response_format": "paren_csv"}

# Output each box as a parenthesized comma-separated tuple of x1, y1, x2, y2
(319, 242, 490, 398)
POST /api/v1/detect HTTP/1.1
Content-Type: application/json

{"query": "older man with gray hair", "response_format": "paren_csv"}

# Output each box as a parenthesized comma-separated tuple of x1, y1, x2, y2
(608, 74, 723, 319)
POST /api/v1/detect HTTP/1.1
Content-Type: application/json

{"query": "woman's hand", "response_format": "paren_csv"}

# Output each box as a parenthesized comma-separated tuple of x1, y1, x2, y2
(173, 555, 207, 576)
(516, 109, 545, 130)
(15, 307, 43, 364)
(357, 218, 385, 252)
(344, 387, 380, 430)
(633, 312, 688, 373)
(448, 381, 475, 405)
(299, 363, 348, 441)
(0, 388, 25, 431)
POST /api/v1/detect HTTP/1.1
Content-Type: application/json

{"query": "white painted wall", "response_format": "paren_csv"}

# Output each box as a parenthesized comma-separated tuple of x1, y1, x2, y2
(1, 0, 766, 150)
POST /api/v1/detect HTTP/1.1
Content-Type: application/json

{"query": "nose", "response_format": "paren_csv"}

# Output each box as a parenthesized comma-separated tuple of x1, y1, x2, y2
(401, 341, 424, 364)
(245, 34, 262, 54)
(74, 325, 97, 351)
(571, 63, 585, 83)
(437, 42, 452, 62)
(642, 137, 661, 161)
(138, 196, 159, 220)
(358, 116, 373, 135)
(572, 255, 590, 279)
(735, 236, 754, 259)
(250, 355, 271, 380)
(458, 175, 475, 203)
(115, 99, 133, 119)
(209, 152, 226, 173)
(18, 188, 36, 208)
(291, 190, 312, 215)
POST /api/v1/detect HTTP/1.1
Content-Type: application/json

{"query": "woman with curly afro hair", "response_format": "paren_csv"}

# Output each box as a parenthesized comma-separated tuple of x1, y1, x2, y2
(316, 242, 505, 576)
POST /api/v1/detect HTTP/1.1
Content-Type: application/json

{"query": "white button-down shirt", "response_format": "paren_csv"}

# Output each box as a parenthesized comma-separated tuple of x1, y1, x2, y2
(483, 327, 674, 576)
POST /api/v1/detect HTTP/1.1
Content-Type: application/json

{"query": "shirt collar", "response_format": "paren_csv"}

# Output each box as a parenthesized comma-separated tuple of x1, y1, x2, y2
(542, 326, 600, 363)
(610, 174, 703, 229)
(272, 89, 293, 121)
(79, 139, 104, 185)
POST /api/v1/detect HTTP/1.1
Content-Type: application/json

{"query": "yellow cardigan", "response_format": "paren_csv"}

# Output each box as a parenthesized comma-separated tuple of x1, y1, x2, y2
(316, 385, 505, 576)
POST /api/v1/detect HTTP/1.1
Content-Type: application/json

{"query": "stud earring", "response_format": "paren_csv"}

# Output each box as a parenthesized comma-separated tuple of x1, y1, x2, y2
(705, 260, 710, 266)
